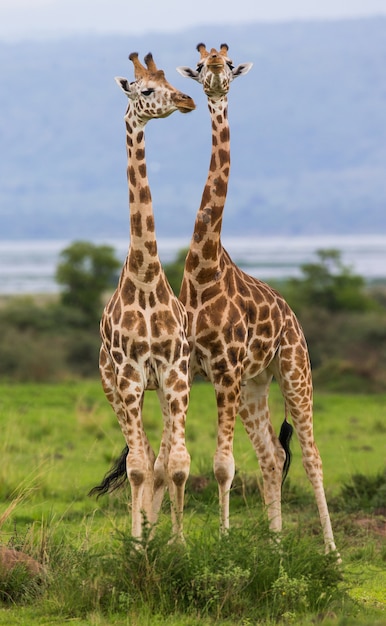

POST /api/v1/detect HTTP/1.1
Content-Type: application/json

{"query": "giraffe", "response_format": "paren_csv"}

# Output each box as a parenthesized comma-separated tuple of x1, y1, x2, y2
(176, 43, 337, 554)
(89, 52, 195, 541)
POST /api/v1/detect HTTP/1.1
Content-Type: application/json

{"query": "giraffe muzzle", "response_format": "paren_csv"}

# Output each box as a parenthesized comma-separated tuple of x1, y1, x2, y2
(207, 60, 223, 74)
(173, 93, 196, 113)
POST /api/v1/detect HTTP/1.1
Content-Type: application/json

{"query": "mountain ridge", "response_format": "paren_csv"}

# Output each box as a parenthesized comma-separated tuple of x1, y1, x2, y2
(1, 17, 385, 240)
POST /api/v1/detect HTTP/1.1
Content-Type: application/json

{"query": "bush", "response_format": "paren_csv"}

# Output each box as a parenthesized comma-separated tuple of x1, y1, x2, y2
(0, 298, 100, 382)
(300, 310, 386, 392)
(335, 469, 386, 513)
(163, 247, 188, 295)
(56, 241, 120, 326)
(286, 249, 378, 313)
(0, 325, 66, 382)
(0, 561, 42, 605)
(87, 518, 343, 622)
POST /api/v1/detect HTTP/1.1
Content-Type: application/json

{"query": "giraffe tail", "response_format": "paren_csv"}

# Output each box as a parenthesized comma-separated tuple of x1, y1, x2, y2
(88, 445, 129, 498)
(278, 408, 293, 486)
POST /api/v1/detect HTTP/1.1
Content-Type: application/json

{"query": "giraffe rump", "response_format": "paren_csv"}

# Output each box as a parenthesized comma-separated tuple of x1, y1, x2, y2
(278, 419, 293, 486)
(88, 445, 128, 498)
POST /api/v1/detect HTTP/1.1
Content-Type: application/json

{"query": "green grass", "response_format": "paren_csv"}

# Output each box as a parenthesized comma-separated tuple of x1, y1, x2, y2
(0, 380, 386, 625)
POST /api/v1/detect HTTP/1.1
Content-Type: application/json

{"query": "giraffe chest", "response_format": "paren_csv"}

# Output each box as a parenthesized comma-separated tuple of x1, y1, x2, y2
(101, 299, 188, 390)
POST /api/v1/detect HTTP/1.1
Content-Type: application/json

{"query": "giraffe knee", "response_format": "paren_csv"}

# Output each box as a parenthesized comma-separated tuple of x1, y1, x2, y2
(214, 464, 233, 486)
(154, 472, 166, 491)
(128, 469, 145, 487)
(172, 470, 188, 487)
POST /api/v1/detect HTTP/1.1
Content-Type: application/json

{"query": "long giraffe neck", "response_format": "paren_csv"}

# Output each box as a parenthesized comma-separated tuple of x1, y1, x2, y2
(125, 119, 160, 283)
(186, 97, 230, 283)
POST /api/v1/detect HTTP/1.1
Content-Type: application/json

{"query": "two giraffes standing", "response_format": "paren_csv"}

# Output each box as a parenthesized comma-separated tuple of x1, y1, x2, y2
(90, 43, 338, 556)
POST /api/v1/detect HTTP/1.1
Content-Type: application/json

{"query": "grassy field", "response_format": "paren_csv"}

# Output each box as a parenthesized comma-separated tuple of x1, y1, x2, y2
(0, 380, 385, 625)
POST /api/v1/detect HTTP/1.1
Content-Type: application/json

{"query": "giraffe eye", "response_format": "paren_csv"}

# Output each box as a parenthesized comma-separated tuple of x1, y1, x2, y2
(196, 63, 204, 73)
(141, 88, 154, 96)
(226, 62, 234, 70)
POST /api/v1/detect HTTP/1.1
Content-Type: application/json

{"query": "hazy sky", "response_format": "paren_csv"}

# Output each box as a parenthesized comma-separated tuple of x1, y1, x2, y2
(1, 0, 386, 40)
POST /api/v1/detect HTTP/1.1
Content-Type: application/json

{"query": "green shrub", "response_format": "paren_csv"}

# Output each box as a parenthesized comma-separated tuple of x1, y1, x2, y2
(335, 469, 386, 513)
(0, 562, 42, 605)
(286, 249, 379, 314)
(56, 241, 120, 326)
(82, 517, 343, 622)
(0, 297, 101, 382)
(0, 326, 66, 382)
(163, 247, 188, 295)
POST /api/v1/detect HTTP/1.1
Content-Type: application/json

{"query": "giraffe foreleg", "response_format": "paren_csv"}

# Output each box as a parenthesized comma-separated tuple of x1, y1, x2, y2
(156, 386, 191, 541)
(153, 390, 172, 528)
(214, 448, 235, 533)
(112, 373, 155, 540)
(213, 377, 241, 533)
(168, 433, 191, 542)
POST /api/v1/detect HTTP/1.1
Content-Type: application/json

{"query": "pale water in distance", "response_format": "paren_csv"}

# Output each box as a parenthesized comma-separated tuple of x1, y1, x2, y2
(0, 235, 385, 295)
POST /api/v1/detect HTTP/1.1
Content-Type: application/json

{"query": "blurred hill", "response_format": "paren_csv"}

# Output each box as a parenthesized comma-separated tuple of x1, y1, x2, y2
(1, 17, 386, 240)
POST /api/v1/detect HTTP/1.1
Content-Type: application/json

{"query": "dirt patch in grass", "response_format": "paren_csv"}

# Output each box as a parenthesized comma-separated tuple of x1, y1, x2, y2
(354, 515, 386, 537)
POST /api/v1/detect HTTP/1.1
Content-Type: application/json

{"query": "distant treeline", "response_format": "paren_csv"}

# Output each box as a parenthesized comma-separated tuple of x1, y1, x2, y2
(0, 242, 385, 391)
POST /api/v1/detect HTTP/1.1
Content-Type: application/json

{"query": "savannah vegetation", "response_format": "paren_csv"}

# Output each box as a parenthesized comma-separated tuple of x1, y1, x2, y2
(0, 242, 386, 624)
(0, 241, 385, 392)
(0, 381, 386, 625)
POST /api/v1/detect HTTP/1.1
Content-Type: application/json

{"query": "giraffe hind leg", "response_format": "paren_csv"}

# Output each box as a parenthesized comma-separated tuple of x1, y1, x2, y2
(273, 333, 338, 555)
(299, 436, 337, 554)
(239, 377, 286, 533)
(276, 379, 337, 553)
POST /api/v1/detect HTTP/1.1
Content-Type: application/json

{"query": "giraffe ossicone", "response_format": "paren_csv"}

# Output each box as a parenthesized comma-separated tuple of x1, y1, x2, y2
(178, 43, 338, 556)
(89, 52, 195, 542)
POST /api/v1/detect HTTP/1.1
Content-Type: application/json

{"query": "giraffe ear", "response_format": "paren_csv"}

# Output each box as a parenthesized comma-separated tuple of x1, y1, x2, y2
(114, 76, 136, 97)
(176, 66, 200, 81)
(232, 62, 253, 78)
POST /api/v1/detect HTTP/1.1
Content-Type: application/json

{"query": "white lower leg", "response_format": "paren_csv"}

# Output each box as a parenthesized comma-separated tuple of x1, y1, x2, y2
(214, 452, 235, 532)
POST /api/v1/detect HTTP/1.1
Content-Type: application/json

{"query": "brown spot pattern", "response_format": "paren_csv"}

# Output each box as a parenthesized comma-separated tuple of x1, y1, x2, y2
(175, 49, 335, 555)
(99, 63, 192, 540)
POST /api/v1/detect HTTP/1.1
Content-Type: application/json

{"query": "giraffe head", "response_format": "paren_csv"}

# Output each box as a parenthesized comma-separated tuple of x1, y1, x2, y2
(115, 52, 196, 125)
(177, 43, 252, 100)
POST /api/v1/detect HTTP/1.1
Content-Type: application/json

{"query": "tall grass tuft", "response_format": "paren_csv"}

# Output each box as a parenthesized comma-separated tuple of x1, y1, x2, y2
(0, 494, 45, 605)
(0, 501, 347, 622)
(0, 561, 43, 605)
(68, 514, 344, 623)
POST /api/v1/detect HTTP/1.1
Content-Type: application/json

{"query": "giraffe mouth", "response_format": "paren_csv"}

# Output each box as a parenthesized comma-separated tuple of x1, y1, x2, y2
(178, 105, 195, 114)
(174, 96, 196, 114)
(207, 61, 223, 73)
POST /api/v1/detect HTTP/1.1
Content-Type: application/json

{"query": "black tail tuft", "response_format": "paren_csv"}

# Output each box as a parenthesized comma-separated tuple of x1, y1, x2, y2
(88, 445, 129, 498)
(278, 419, 293, 486)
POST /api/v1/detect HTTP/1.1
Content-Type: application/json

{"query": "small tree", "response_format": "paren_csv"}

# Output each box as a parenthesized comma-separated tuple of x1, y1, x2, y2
(287, 248, 376, 313)
(164, 247, 189, 295)
(56, 241, 121, 324)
